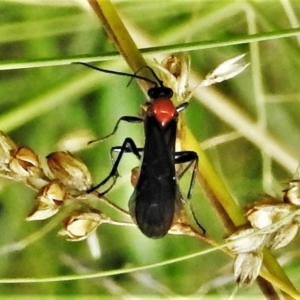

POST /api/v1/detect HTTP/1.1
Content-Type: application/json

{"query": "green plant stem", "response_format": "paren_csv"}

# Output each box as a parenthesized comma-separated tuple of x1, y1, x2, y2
(0, 241, 298, 298)
(88, 0, 155, 91)
(2, 26, 300, 71)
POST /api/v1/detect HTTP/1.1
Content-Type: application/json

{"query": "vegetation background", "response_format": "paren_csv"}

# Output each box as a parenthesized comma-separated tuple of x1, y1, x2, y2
(0, 0, 300, 298)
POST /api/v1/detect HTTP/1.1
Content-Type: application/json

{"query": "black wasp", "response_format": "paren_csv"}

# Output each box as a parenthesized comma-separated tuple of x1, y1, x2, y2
(76, 62, 203, 238)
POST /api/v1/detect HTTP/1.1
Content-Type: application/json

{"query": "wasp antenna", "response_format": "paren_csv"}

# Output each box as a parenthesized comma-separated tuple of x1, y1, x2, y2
(139, 66, 165, 87)
(126, 66, 160, 88)
(73, 62, 157, 86)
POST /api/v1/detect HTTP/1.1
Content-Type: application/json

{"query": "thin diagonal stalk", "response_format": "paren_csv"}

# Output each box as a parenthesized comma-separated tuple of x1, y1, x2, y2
(88, 0, 154, 91)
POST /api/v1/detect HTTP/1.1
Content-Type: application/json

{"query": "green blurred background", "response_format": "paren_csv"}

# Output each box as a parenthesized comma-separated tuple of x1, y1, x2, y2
(0, 0, 300, 297)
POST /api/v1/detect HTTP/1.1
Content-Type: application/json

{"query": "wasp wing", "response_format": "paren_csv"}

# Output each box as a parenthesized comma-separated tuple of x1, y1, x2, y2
(129, 116, 177, 238)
